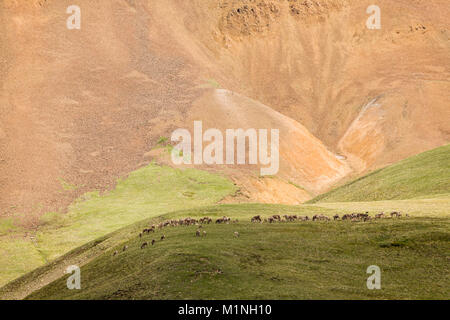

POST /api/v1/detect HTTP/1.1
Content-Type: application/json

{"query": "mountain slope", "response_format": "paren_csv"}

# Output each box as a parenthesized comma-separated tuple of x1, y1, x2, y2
(23, 204, 450, 300)
(0, 164, 236, 287)
(181, 88, 351, 202)
(308, 144, 450, 203)
(1, 0, 449, 217)
(3, 198, 450, 299)
(184, 0, 450, 173)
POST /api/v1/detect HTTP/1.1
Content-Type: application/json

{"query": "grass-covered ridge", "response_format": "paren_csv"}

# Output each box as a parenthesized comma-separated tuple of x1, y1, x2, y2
(3, 198, 449, 300)
(308, 144, 450, 203)
(0, 164, 236, 287)
(25, 203, 450, 300)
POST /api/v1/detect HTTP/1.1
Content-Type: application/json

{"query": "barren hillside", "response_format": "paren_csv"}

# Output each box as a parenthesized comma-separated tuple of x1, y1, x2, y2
(1, 0, 449, 219)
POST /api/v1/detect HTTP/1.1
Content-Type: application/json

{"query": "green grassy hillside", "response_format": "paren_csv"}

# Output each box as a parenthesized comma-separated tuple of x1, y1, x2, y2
(2, 144, 450, 299)
(0, 163, 236, 287)
(308, 145, 450, 203)
(22, 203, 450, 300)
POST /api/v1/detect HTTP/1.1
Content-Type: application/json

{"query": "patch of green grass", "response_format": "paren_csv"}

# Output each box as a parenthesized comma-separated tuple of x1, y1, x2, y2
(198, 79, 221, 89)
(58, 178, 79, 191)
(0, 238, 47, 285)
(39, 212, 65, 227)
(308, 144, 450, 203)
(0, 164, 236, 287)
(288, 181, 311, 195)
(151, 138, 191, 163)
(0, 218, 20, 236)
(156, 136, 169, 145)
(25, 204, 449, 300)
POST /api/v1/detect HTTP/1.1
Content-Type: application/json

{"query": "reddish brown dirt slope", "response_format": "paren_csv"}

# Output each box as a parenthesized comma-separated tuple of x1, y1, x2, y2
(0, 0, 449, 219)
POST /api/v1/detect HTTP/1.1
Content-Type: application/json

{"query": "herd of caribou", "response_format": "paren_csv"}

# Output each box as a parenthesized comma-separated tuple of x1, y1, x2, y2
(112, 216, 238, 256)
(113, 211, 408, 256)
(251, 211, 408, 223)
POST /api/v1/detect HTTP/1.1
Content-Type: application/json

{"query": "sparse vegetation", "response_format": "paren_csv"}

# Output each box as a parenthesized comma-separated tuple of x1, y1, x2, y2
(156, 136, 169, 145)
(58, 178, 79, 192)
(199, 79, 221, 89)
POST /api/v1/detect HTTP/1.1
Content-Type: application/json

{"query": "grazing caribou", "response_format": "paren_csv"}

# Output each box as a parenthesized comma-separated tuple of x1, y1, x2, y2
(251, 215, 262, 223)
